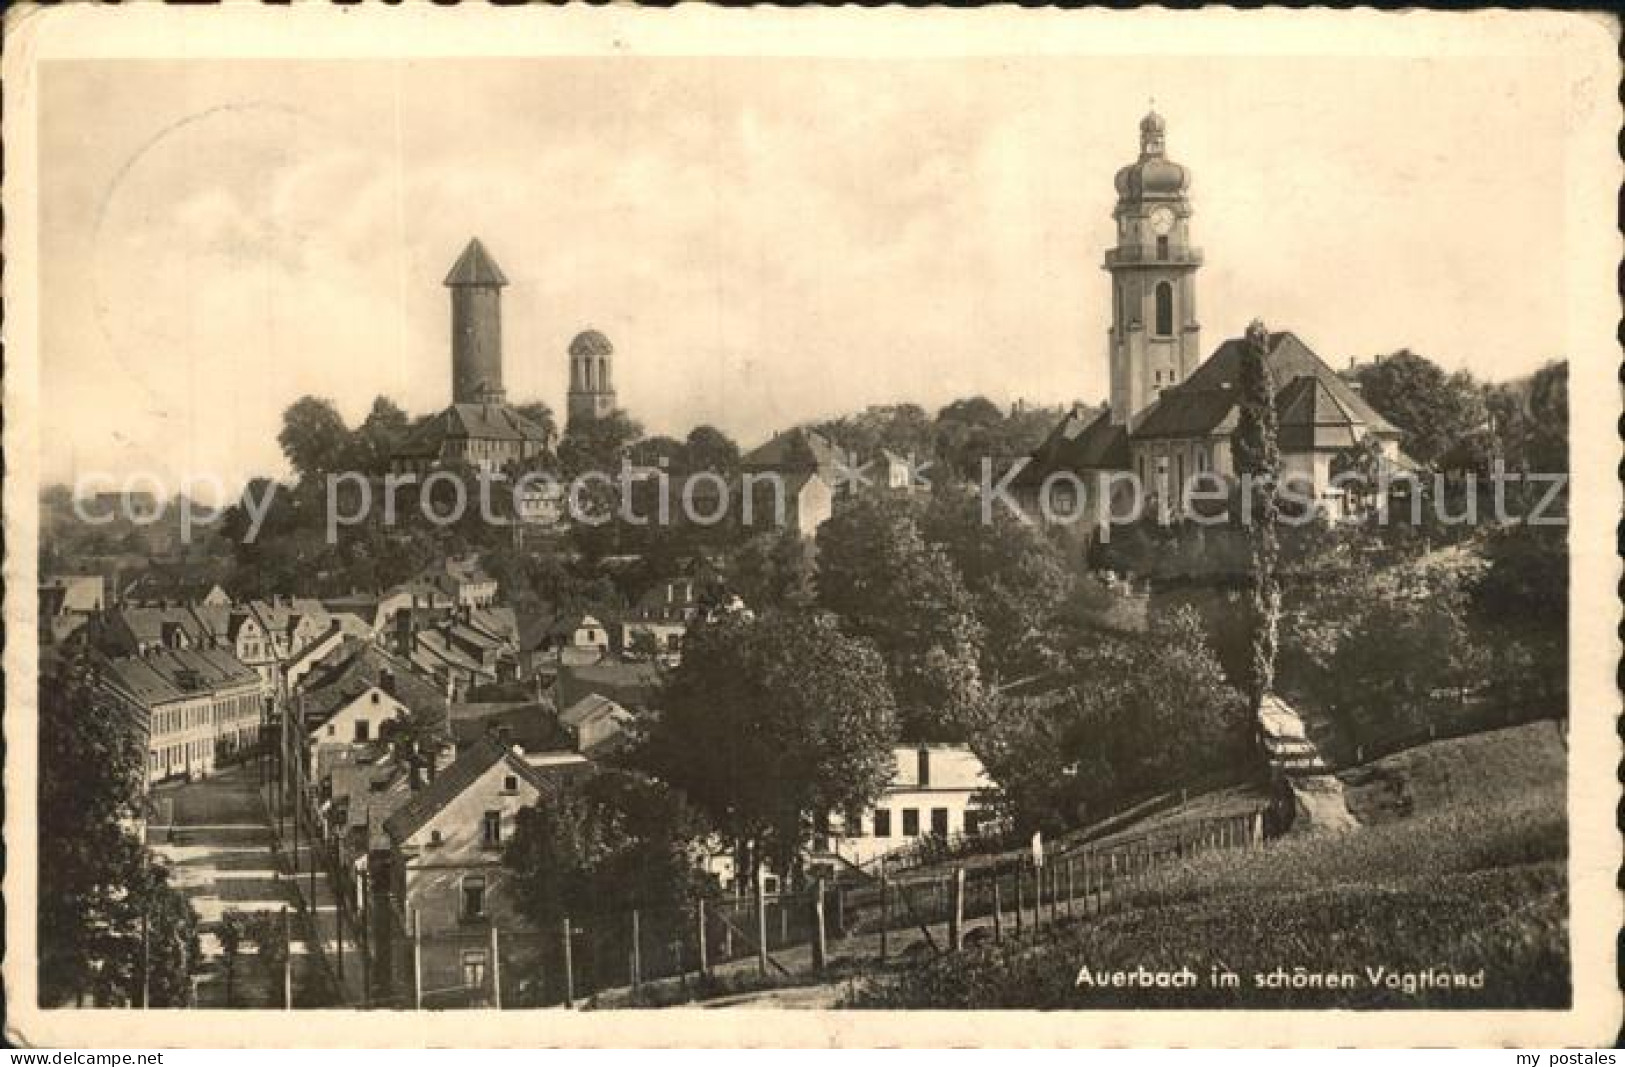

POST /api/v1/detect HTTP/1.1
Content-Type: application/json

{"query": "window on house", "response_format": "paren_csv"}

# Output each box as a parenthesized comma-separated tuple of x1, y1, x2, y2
(354, 720, 370, 742)
(371, 692, 380, 704)
(327, 724, 336, 737)
(902, 809, 920, 837)
(502, 774, 519, 794)
(917, 747, 931, 787)
(873, 809, 892, 838)
(460, 875, 486, 920)
(931, 808, 950, 837)
(482, 810, 502, 848)
(461, 949, 488, 989)
(1155, 281, 1174, 336)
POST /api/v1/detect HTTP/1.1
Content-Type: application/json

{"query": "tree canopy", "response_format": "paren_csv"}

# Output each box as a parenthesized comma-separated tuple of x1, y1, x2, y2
(638, 611, 899, 879)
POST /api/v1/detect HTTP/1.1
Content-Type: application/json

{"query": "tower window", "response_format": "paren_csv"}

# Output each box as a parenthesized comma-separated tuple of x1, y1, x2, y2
(1157, 235, 1169, 260)
(1154, 282, 1174, 337)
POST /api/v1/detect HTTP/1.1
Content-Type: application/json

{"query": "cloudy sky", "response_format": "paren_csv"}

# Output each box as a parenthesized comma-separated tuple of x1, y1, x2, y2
(40, 55, 1567, 495)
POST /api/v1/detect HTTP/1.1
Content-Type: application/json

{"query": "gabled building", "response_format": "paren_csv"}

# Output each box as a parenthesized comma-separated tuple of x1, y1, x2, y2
(419, 556, 498, 608)
(815, 744, 996, 871)
(379, 736, 591, 1007)
(739, 428, 844, 538)
(557, 693, 636, 758)
(40, 575, 105, 646)
(98, 646, 268, 785)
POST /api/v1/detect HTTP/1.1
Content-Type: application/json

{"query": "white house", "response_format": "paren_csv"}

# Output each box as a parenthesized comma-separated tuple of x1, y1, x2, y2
(557, 693, 636, 757)
(307, 684, 411, 781)
(821, 744, 995, 868)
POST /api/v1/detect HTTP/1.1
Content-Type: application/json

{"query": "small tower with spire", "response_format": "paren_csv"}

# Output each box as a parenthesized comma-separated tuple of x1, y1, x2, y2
(445, 238, 508, 404)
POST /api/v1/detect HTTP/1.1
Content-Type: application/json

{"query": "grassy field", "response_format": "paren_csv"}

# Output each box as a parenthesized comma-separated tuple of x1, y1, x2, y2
(852, 722, 1569, 1010)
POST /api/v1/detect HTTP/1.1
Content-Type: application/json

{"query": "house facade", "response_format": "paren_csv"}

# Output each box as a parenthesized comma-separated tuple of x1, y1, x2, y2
(307, 684, 412, 782)
(818, 744, 995, 870)
(379, 738, 587, 1007)
(100, 647, 268, 785)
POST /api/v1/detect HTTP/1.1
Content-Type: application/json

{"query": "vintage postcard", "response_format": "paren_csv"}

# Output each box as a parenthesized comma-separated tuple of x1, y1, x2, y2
(3, 3, 1619, 1049)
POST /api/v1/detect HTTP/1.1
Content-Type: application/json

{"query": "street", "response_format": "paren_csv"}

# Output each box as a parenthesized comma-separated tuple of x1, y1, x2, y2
(148, 762, 334, 1007)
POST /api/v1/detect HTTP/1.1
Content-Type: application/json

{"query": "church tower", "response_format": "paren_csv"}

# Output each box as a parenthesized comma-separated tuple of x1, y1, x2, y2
(1104, 110, 1202, 425)
(445, 238, 508, 404)
(567, 329, 617, 424)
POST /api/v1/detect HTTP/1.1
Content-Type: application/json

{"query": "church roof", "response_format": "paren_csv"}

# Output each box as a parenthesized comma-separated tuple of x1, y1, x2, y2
(1133, 331, 1399, 444)
(1012, 405, 1127, 487)
(444, 238, 509, 287)
(394, 402, 552, 457)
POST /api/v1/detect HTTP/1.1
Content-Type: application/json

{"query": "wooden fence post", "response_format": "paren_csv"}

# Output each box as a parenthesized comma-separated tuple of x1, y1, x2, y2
(1015, 861, 1025, 937)
(561, 916, 574, 1008)
(812, 878, 828, 973)
(880, 868, 890, 962)
(992, 877, 1003, 944)
(490, 924, 502, 1009)
(410, 907, 422, 1011)
(755, 873, 769, 977)
(696, 903, 709, 977)
(1066, 858, 1075, 918)
(630, 910, 642, 991)
(949, 867, 965, 951)
(283, 906, 294, 1011)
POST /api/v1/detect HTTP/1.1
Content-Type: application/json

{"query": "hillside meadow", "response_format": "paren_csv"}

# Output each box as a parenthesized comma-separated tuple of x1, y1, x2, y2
(852, 722, 1568, 1010)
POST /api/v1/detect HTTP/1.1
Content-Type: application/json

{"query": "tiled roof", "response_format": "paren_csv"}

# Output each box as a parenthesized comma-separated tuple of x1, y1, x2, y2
(119, 564, 226, 604)
(109, 606, 212, 649)
(383, 736, 556, 843)
(298, 638, 448, 723)
(396, 403, 551, 457)
(558, 692, 630, 730)
(100, 647, 262, 708)
(41, 575, 104, 614)
(741, 428, 840, 474)
(1013, 406, 1127, 486)
(444, 238, 508, 287)
(555, 660, 663, 712)
(449, 701, 569, 753)
(1134, 331, 1400, 442)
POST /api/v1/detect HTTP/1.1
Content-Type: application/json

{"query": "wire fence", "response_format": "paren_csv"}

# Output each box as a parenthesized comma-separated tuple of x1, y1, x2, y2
(356, 805, 1268, 1009)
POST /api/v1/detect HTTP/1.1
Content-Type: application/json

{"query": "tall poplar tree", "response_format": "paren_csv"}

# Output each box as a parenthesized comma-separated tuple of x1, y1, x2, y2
(1233, 319, 1282, 710)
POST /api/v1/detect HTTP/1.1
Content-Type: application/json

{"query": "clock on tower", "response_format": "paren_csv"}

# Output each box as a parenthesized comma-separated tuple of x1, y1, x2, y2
(1103, 110, 1203, 426)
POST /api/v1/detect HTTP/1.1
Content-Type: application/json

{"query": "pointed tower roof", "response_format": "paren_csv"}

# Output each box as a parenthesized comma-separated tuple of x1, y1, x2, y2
(444, 238, 509, 287)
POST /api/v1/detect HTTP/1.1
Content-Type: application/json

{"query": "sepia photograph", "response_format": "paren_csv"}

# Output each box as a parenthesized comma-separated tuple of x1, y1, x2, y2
(2, 4, 1619, 1050)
